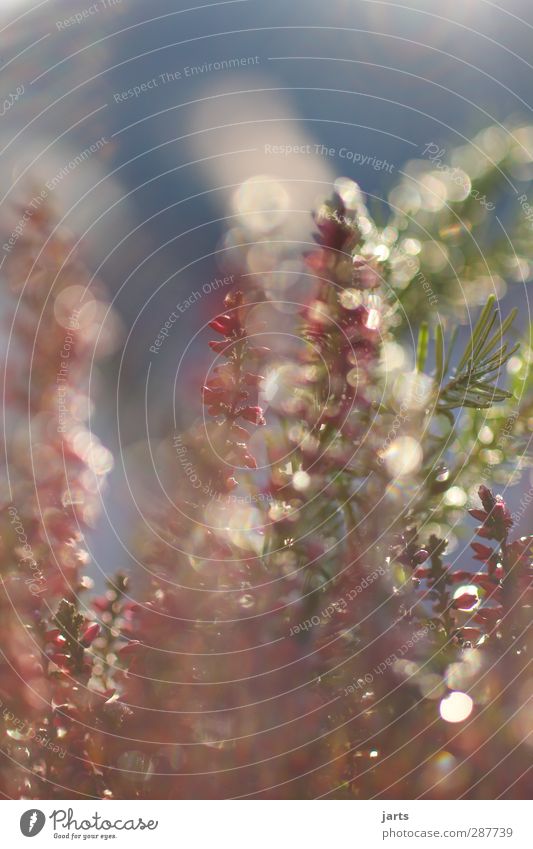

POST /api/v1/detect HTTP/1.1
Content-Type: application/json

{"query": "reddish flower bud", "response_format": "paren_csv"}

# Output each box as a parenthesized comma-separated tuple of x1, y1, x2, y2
(243, 372, 264, 387)
(208, 340, 235, 354)
(478, 485, 496, 513)
(230, 443, 258, 469)
(457, 627, 482, 642)
(53, 703, 79, 719)
(247, 347, 270, 360)
(103, 691, 122, 706)
(413, 549, 429, 564)
(305, 249, 329, 272)
(208, 313, 240, 335)
(50, 653, 71, 667)
(449, 571, 473, 583)
(80, 622, 100, 646)
(493, 502, 512, 532)
(230, 425, 251, 442)
(471, 542, 493, 561)
(472, 575, 500, 595)
(213, 362, 235, 378)
(474, 606, 503, 624)
(239, 406, 266, 426)
(208, 319, 228, 335)
(453, 593, 478, 610)
(224, 290, 243, 309)
(207, 404, 228, 416)
(202, 386, 220, 403)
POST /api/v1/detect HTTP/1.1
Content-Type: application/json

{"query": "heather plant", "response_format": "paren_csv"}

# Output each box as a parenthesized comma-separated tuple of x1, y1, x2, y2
(0, 199, 123, 798)
(112, 184, 531, 799)
(0, 130, 531, 800)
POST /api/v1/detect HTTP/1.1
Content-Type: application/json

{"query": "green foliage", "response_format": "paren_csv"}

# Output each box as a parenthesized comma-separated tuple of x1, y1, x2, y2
(435, 295, 519, 410)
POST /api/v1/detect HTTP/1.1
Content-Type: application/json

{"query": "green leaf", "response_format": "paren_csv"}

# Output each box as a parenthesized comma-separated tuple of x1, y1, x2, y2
(435, 323, 445, 384)
(472, 310, 498, 362)
(437, 298, 518, 412)
(479, 307, 518, 361)
(443, 326, 459, 376)
(456, 295, 496, 373)
(417, 322, 429, 372)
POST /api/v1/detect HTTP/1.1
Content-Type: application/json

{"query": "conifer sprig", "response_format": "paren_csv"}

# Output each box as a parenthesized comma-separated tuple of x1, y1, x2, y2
(432, 296, 519, 410)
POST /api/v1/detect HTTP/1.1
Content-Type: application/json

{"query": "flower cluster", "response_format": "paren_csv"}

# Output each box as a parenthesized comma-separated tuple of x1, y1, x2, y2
(0, 199, 119, 798)
(1, 169, 531, 801)
(411, 486, 532, 649)
(204, 290, 267, 486)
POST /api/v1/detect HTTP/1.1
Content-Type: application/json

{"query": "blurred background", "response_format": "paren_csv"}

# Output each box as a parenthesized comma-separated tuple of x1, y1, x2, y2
(0, 0, 531, 585)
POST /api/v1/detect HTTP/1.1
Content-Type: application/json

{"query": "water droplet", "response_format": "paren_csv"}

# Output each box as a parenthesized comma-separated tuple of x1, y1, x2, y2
(346, 367, 359, 388)
(340, 288, 363, 310)
(238, 593, 255, 609)
(293, 470, 311, 491)
(439, 691, 473, 723)
(365, 308, 381, 330)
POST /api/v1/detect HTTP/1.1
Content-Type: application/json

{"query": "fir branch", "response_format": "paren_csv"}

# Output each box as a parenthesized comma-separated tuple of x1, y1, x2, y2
(433, 298, 518, 411)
